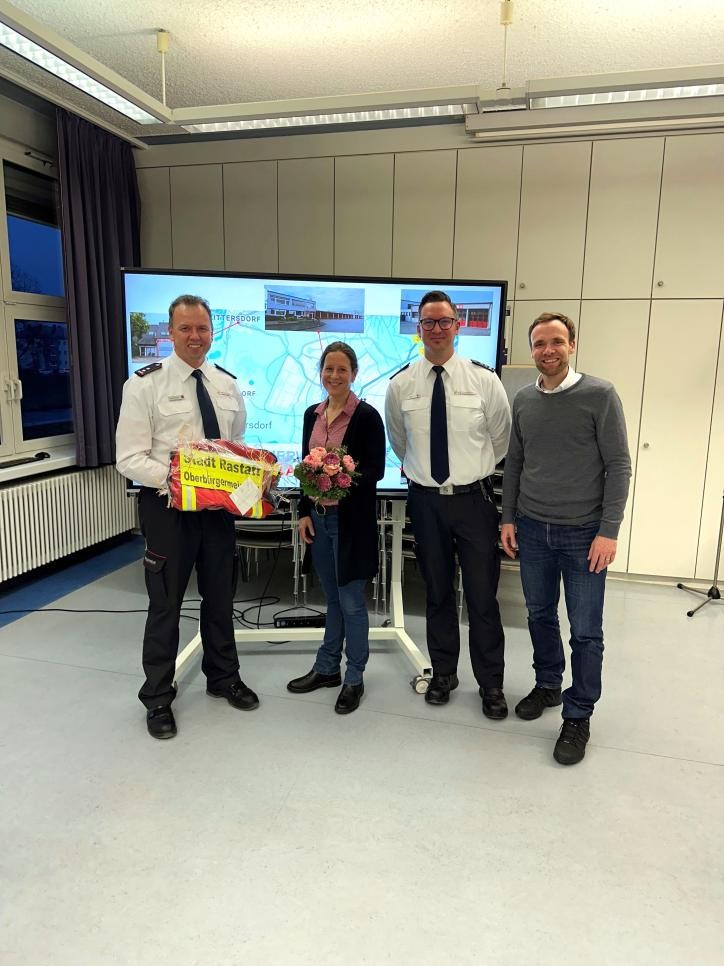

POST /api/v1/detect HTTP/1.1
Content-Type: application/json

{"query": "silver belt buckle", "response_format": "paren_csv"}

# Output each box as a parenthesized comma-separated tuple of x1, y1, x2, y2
(439, 483, 454, 495)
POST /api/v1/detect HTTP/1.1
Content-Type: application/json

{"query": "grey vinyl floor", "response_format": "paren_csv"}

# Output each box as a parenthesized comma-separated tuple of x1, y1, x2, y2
(1, 549, 722, 966)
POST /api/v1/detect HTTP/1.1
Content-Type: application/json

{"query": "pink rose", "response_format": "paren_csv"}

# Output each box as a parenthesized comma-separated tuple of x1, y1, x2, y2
(317, 473, 332, 491)
(310, 447, 327, 459)
(342, 455, 355, 471)
(323, 463, 340, 476)
(308, 454, 323, 468)
(302, 454, 315, 465)
(335, 472, 352, 488)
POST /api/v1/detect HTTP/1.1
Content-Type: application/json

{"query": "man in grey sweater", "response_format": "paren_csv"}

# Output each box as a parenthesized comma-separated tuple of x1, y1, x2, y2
(501, 312, 631, 766)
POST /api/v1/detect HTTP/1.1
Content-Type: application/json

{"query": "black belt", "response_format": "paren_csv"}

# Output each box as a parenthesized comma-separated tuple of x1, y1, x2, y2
(409, 478, 493, 497)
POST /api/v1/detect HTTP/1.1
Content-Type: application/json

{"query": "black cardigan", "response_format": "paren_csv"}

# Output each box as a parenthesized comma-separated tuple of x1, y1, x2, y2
(299, 400, 386, 586)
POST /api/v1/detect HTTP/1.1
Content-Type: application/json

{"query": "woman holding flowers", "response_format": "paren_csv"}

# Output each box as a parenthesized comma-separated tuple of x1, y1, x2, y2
(287, 341, 385, 714)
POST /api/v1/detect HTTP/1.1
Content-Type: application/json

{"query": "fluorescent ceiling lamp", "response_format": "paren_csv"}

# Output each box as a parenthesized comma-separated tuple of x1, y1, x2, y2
(183, 103, 476, 134)
(0, 21, 160, 123)
(532, 83, 724, 110)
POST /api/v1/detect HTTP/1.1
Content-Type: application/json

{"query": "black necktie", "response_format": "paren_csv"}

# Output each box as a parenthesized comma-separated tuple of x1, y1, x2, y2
(191, 369, 221, 439)
(430, 365, 449, 484)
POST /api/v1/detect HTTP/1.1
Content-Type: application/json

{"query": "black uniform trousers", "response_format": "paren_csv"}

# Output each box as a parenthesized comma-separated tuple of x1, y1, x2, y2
(137, 489, 241, 708)
(407, 485, 505, 688)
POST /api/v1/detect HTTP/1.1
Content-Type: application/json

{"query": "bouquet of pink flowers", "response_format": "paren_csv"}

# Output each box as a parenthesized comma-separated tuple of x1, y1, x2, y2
(293, 445, 359, 502)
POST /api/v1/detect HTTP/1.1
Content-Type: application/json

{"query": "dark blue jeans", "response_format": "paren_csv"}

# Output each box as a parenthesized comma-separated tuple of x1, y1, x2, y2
(309, 508, 369, 686)
(515, 514, 606, 719)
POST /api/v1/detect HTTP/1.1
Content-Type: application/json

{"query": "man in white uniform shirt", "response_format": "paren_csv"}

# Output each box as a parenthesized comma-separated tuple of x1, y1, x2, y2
(116, 294, 258, 739)
(385, 290, 511, 717)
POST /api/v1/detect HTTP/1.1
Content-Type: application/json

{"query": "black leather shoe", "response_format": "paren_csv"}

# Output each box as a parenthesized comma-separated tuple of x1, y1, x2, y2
(335, 683, 364, 714)
(515, 685, 563, 720)
(207, 679, 259, 710)
(287, 669, 342, 693)
(480, 687, 508, 720)
(553, 717, 590, 765)
(424, 673, 459, 705)
(146, 705, 176, 739)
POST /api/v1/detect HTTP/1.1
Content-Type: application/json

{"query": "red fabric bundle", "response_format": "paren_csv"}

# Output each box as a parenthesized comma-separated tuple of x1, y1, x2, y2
(168, 439, 280, 516)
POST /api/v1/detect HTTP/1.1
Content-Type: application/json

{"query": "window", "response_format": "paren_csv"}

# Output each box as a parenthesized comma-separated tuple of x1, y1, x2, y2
(0, 143, 74, 479)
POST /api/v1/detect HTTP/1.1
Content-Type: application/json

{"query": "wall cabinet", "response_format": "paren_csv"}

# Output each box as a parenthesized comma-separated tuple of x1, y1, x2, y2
(335, 154, 393, 278)
(169, 165, 224, 270)
(583, 139, 663, 300)
(136, 167, 172, 269)
(628, 300, 722, 577)
(653, 133, 724, 299)
(392, 150, 456, 279)
(696, 303, 724, 580)
(223, 161, 278, 274)
(516, 142, 591, 301)
(278, 157, 334, 275)
(453, 145, 522, 287)
(576, 300, 650, 570)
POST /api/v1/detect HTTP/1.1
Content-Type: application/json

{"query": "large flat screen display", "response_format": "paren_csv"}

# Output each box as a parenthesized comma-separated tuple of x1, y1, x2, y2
(122, 270, 507, 491)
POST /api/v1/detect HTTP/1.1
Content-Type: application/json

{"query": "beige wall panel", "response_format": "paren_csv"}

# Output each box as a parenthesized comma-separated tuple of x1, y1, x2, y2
(628, 300, 721, 578)
(334, 154, 393, 277)
(696, 302, 724, 580)
(170, 165, 224, 270)
(392, 150, 456, 279)
(654, 133, 724, 298)
(453, 145, 522, 286)
(278, 157, 333, 275)
(137, 167, 172, 269)
(583, 139, 663, 299)
(223, 161, 278, 274)
(516, 142, 592, 301)
(576, 300, 650, 571)
(509, 300, 580, 366)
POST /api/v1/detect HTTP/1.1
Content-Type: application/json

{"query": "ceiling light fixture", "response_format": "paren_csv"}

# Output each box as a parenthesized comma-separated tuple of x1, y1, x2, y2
(183, 103, 476, 134)
(0, 0, 170, 124)
(531, 83, 724, 109)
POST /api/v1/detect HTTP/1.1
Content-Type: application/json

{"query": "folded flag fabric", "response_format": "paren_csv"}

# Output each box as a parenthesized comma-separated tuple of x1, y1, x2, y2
(168, 440, 280, 517)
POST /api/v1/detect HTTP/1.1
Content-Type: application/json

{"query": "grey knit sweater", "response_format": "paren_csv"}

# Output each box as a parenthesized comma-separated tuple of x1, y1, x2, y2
(501, 374, 631, 538)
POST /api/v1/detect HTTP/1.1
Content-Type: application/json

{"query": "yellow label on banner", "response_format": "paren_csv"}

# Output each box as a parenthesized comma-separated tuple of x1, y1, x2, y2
(178, 448, 277, 493)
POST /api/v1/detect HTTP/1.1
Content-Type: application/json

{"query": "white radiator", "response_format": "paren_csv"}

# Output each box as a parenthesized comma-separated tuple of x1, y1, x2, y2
(0, 466, 136, 582)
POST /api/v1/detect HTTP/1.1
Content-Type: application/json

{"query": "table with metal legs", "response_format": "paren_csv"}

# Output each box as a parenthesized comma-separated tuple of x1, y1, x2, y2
(173, 497, 433, 689)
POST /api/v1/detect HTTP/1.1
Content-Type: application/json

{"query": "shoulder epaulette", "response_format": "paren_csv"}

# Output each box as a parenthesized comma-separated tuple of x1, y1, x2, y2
(471, 359, 495, 373)
(214, 363, 237, 379)
(135, 362, 162, 377)
(389, 363, 410, 380)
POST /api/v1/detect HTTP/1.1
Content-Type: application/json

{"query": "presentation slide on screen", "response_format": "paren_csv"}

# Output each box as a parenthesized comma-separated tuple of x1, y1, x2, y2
(123, 271, 506, 490)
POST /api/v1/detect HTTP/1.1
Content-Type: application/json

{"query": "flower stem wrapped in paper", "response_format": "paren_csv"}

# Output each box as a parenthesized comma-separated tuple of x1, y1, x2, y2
(292, 445, 359, 504)
(168, 440, 280, 517)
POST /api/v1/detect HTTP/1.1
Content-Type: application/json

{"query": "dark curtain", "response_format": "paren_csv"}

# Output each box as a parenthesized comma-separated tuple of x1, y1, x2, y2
(56, 109, 141, 466)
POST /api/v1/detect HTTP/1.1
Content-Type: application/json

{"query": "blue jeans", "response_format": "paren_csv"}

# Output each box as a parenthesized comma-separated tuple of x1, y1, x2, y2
(515, 515, 606, 719)
(309, 508, 369, 685)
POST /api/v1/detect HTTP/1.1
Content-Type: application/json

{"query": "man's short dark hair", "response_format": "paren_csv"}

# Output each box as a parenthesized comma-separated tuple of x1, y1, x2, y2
(419, 290, 458, 318)
(528, 312, 576, 346)
(168, 295, 212, 327)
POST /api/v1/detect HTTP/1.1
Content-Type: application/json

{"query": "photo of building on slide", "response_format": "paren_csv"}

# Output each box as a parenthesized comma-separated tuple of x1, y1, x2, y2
(264, 285, 365, 332)
(399, 288, 493, 335)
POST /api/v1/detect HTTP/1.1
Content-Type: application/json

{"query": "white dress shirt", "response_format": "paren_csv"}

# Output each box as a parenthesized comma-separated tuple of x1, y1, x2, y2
(535, 365, 582, 394)
(115, 351, 246, 488)
(385, 353, 511, 487)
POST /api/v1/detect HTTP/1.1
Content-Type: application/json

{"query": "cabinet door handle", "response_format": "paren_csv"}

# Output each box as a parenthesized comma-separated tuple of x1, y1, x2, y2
(656, 280, 664, 287)
(14, 379, 23, 401)
(642, 442, 650, 449)
(518, 282, 526, 289)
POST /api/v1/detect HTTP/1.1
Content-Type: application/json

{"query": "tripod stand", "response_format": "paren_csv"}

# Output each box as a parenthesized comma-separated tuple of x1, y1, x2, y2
(677, 491, 723, 617)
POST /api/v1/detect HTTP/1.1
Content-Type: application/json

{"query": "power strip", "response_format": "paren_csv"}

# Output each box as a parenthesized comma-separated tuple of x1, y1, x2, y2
(273, 615, 326, 628)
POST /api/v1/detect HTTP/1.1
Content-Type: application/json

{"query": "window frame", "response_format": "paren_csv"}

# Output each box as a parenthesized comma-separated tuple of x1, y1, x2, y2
(0, 136, 75, 481)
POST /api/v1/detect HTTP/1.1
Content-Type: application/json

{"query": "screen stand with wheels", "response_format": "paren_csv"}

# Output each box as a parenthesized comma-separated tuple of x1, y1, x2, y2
(173, 497, 433, 689)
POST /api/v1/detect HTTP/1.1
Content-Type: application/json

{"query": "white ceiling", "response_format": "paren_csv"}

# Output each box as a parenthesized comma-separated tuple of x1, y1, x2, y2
(2, 0, 724, 140)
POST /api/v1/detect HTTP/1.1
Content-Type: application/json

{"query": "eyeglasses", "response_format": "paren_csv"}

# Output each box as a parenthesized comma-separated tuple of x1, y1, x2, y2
(419, 317, 457, 331)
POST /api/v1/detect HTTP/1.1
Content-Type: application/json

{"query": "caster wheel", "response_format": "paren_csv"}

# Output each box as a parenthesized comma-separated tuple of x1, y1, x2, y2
(411, 675, 430, 694)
